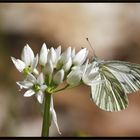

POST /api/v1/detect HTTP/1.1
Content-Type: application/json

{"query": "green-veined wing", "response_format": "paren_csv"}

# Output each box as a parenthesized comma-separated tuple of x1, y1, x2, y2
(103, 60, 140, 94)
(91, 64, 128, 112)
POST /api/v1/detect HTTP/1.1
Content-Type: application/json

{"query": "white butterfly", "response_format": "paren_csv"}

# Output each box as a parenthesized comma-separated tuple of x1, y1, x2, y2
(85, 39, 140, 112)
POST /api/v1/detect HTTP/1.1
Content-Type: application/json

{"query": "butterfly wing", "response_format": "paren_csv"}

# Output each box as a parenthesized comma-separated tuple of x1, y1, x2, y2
(103, 60, 140, 94)
(91, 65, 128, 112)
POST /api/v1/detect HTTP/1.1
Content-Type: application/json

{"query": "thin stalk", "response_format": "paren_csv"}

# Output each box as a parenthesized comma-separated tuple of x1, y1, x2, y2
(41, 92, 51, 137)
(54, 84, 69, 93)
(54, 83, 82, 94)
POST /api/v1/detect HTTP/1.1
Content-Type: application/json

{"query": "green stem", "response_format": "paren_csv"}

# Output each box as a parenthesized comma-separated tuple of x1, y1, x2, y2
(54, 83, 82, 94)
(54, 84, 69, 93)
(41, 92, 51, 137)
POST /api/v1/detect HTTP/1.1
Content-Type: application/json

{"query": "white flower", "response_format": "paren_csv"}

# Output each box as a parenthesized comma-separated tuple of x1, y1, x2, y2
(72, 48, 88, 66)
(11, 44, 39, 75)
(11, 43, 95, 136)
(17, 73, 47, 104)
(50, 95, 61, 134)
(53, 69, 64, 85)
(39, 43, 48, 66)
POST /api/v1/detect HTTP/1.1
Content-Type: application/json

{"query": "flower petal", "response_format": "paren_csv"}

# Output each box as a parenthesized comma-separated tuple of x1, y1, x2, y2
(33, 68, 39, 75)
(39, 43, 48, 66)
(50, 96, 61, 134)
(16, 81, 33, 89)
(26, 73, 36, 83)
(31, 54, 38, 71)
(11, 57, 25, 72)
(40, 85, 47, 91)
(24, 89, 35, 97)
(53, 69, 64, 85)
(36, 90, 44, 104)
(37, 73, 44, 85)
(26, 44, 35, 64)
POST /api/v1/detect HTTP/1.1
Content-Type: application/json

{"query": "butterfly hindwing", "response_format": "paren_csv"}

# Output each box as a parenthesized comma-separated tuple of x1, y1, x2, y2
(91, 64, 128, 112)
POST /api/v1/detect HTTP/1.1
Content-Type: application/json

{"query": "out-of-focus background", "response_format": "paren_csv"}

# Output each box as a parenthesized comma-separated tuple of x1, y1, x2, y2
(0, 3, 140, 137)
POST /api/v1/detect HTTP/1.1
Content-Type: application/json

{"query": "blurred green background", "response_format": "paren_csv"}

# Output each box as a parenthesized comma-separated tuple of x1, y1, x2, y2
(0, 3, 140, 137)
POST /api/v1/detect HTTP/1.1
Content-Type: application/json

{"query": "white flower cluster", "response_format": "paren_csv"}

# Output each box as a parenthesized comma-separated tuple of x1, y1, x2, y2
(11, 43, 100, 134)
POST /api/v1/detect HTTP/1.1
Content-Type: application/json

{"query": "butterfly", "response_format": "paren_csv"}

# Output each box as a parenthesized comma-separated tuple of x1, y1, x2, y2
(85, 38, 140, 112)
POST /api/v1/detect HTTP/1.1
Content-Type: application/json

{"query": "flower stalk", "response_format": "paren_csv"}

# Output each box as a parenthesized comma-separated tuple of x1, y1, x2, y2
(41, 92, 51, 137)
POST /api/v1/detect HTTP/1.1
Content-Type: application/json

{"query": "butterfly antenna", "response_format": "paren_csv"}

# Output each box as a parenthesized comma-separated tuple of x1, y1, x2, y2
(86, 38, 97, 59)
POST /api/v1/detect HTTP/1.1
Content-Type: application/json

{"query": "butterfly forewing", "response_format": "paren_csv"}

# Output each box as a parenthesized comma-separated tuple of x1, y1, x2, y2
(104, 61, 140, 94)
(91, 65, 128, 112)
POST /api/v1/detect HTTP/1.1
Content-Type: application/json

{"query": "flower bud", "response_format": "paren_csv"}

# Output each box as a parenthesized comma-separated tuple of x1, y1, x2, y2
(62, 57, 72, 72)
(39, 43, 48, 66)
(53, 69, 64, 85)
(73, 48, 88, 66)
(66, 69, 82, 86)
(55, 45, 61, 59)
(21, 44, 34, 66)
(71, 48, 75, 58)
(37, 73, 44, 85)
(59, 47, 71, 64)
(44, 60, 54, 75)
(47, 47, 57, 66)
